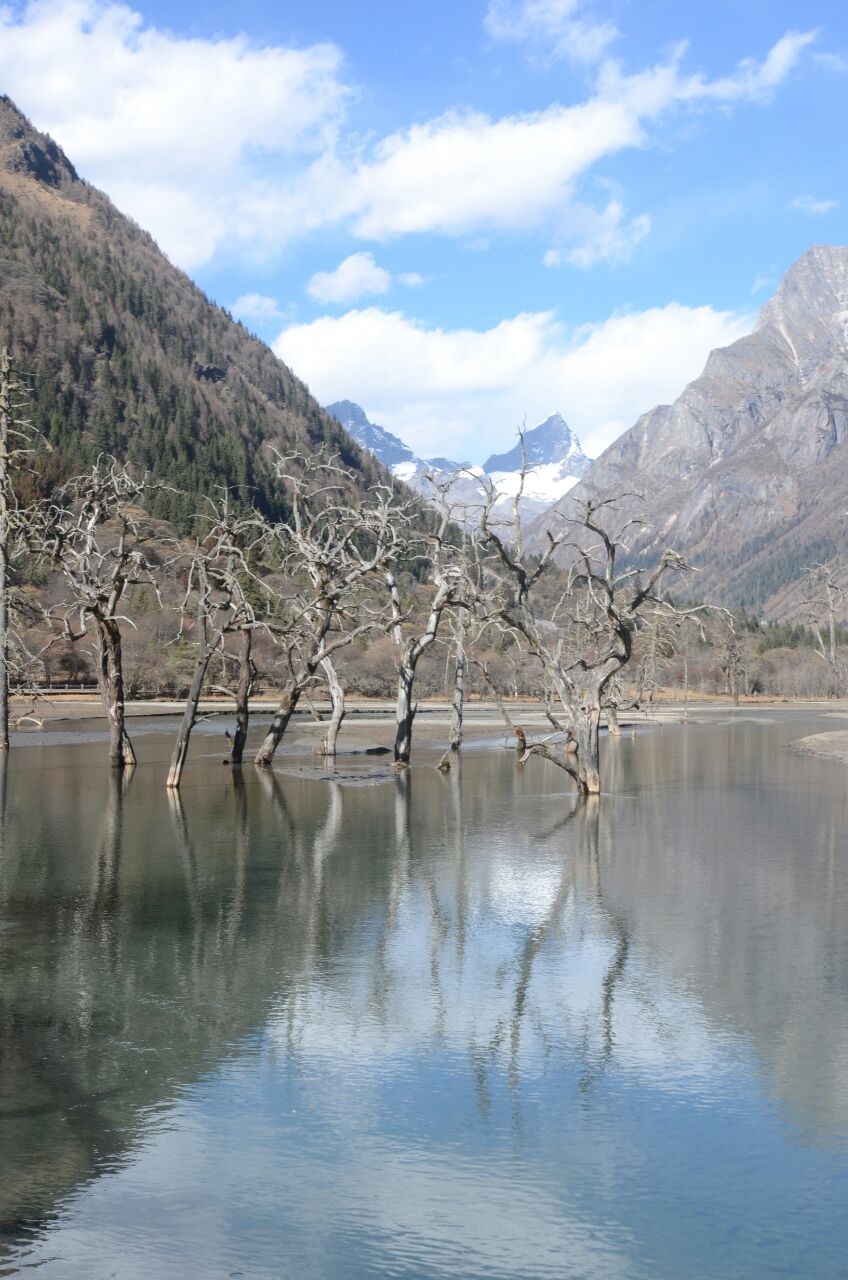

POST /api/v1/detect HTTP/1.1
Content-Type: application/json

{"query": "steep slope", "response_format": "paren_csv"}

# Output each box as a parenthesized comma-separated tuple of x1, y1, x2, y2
(0, 96, 383, 524)
(325, 400, 420, 470)
(327, 401, 590, 518)
(533, 246, 848, 615)
(483, 412, 588, 474)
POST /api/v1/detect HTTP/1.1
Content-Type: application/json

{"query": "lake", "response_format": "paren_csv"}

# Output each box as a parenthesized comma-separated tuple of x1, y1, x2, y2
(1, 711, 847, 1278)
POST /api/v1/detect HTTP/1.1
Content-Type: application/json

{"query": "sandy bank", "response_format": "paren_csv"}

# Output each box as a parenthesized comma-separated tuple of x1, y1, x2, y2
(789, 731, 848, 765)
(9, 696, 655, 731)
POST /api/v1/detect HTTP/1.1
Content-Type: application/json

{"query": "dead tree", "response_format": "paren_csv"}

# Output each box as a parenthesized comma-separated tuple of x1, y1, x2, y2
(443, 508, 485, 755)
(474, 654, 521, 743)
(33, 459, 160, 769)
(0, 348, 46, 750)
(166, 500, 271, 789)
(0, 348, 18, 752)
(385, 471, 481, 767)
(478, 452, 691, 795)
(449, 614, 467, 751)
(445, 607, 497, 752)
(803, 562, 846, 688)
(716, 611, 744, 704)
(319, 655, 346, 757)
(603, 685, 623, 737)
(254, 454, 406, 768)
(231, 627, 258, 764)
(623, 606, 684, 716)
(385, 485, 471, 767)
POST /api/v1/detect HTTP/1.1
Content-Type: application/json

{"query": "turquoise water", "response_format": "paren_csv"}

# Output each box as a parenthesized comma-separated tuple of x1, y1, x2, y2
(1, 714, 847, 1278)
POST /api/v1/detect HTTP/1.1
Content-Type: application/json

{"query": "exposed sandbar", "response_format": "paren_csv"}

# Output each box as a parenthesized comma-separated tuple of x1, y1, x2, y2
(789, 731, 848, 764)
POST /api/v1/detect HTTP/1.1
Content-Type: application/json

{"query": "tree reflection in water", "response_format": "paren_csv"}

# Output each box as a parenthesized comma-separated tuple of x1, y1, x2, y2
(0, 719, 847, 1276)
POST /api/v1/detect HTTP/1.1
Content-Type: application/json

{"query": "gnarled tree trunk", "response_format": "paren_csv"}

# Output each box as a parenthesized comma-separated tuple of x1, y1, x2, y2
(574, 703, 601, 795)
(96, 619, 135, 769)
(230, 629, 254, 765)
(166, 607, 211, 790)
(254, 678, 302, 767)
(386, 565, 453, 769)
(449, 636, 465, 751)
(320, 656, 345, 757)
(605, 703, 621, 737)
(394, 662, 416, 766)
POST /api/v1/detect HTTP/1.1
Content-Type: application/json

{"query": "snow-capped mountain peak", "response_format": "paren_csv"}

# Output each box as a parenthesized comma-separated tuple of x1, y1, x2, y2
(483, 413, 588, 476)
(325, 401, 591, 519)
(325, 400, 416, 470)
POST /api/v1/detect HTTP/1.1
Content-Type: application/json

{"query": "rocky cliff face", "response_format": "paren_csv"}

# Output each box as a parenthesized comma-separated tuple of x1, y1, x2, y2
(533, 246, 848, 615)
(325, 400, 417, 470)
(0, 93, 80, 190)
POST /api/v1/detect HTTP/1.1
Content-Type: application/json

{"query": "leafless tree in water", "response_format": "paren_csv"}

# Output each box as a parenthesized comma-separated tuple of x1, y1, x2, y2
(385, 475, 473, 767)
(32, 458, 161, 769)
(475, 432, 692, 795)
(254, 452, 409, 767)
(166, 496, 272, 789)
(0, 347, 50, 749)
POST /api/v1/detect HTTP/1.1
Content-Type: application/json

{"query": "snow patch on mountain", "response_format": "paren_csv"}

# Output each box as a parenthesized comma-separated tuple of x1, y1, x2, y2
(486, 462, 581, 505)
(326, 401, 590, 519)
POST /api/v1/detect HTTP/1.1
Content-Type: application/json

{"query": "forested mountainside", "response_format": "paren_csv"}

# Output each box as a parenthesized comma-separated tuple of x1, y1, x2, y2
(533, 246, 848, 618)
(0, 95, 384, 524)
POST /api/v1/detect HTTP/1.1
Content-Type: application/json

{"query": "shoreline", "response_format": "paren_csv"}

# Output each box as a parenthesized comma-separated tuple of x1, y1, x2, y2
(8, 696, 848, 762)
(11, 694, 848, 729)
(789, 731, 848, 765)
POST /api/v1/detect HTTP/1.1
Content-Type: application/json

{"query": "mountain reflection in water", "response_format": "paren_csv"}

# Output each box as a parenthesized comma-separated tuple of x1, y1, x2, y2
(0, 715, 847, 1279)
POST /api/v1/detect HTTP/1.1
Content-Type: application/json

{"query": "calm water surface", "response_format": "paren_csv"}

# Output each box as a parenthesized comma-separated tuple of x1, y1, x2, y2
(1, 713, 847, 1278)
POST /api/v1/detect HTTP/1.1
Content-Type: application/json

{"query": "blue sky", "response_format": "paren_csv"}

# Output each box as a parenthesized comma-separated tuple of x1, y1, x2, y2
(1, 0, 846, 461)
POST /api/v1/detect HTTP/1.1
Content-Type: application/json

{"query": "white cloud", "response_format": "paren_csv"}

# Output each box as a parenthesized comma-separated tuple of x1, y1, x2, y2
(0, 5, 816, 270)
(813, 50, 848, 72)
(0, 0, 351, 266)
(274, 303, 751, 461)
(232, 293, 284, 323)
(544, 199, 651, 268)
(791, 194, 839, 215)
(311, 30, 814, 257)
(338, 100, 643, 241)
(484, 0, 618, 65)
(305, 253, 424, 305)
(307, 252, 392, 304)
(594, 30, 816, 115)
(700, 29, 817, 103)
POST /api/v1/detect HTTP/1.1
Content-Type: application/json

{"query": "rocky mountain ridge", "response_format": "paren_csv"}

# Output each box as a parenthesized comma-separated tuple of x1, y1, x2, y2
(325, 401, 590, 519)
(532, 245, 848, 616)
